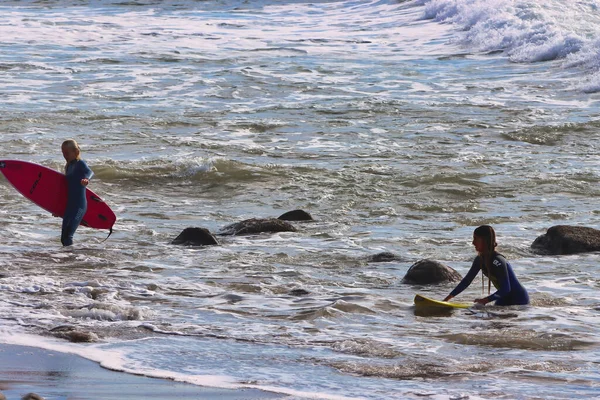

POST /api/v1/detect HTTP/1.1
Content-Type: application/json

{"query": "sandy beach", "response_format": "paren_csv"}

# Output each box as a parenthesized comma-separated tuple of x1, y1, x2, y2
(0, 344, 283, 400)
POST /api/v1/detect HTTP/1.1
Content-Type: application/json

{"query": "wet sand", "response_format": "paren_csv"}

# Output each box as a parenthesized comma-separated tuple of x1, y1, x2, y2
(0, 344, 283, 400)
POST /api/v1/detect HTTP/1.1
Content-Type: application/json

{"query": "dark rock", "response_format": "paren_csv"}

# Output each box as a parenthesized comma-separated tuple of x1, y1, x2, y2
(289, 288, 310, 296)
(368, 252, 402, 262)
(22, 393, 44, 400)
(171, 227, 219, 246)
(50, 326, 98, 343)
(49, 324, 76, 332)
(532, 225, 600, 255)
(222, 294, 243, 304)
(219, 218, 297, 236)
(402, 259, 462, 284)
(278, 209, 313, 221)
(65, 331, 97, 343)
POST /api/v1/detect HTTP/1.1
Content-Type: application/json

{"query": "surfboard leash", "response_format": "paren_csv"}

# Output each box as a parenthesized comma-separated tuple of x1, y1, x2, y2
(101, 227, 113, 243)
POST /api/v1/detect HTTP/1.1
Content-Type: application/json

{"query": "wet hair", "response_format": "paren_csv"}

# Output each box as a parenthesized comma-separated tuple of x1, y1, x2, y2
(62, 139, 81, 171)
(62, 139, 81, 153)
(474, 225, 497, 295)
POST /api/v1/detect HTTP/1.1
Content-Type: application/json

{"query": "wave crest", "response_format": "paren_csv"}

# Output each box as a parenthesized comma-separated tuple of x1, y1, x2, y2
(420, 0, 600, 71)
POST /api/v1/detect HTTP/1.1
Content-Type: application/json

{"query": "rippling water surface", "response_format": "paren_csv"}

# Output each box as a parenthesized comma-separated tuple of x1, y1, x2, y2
(1, 0, 600, 398)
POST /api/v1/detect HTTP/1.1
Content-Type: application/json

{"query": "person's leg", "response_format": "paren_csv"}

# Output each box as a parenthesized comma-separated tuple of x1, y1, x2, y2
(61, 207, 85, 246)
(61, 219, 77, 246)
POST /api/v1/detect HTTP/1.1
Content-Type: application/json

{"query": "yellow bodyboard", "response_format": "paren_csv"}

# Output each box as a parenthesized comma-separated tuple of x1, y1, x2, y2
(414, 294, 471, 309)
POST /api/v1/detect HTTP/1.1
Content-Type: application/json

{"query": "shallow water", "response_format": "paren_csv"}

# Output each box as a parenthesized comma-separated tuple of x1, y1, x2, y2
(1, 0, 600, 399)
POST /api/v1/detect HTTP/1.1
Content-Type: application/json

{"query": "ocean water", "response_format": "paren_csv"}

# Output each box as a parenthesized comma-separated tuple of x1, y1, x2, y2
(1, 0, 600, 399)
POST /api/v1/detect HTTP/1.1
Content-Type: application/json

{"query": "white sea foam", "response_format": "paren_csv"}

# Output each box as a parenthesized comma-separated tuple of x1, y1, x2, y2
(418, 0, 600, 89)
(0, 329, 364, 400)
(64, 305, 144, 322)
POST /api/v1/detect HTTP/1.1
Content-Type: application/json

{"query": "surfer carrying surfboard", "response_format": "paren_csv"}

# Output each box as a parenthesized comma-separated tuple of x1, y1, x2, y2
(60, 139, 94, 246)
(443, 225, 529, 306)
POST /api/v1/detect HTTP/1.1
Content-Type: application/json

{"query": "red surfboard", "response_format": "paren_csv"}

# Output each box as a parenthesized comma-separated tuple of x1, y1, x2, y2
(0, 160, 116, 233)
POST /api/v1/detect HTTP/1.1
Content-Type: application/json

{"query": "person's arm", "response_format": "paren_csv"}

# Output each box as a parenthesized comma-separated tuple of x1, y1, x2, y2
(78, 160, 94, 186)
(444, 257, 481, 301)
(476, 255, 510, 304)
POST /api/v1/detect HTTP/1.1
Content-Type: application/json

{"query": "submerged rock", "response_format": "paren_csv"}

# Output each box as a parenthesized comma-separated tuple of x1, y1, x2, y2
(171, 210, 311, 242)
(277, 209, 314, 221)
(22, 393, 44, 400)
(401, 259, 462, 284)
(368, 252, 403, 263)
(222, 294, 244, 304)
(532, 225, 600, 255)
(288, 288, 310, 296)
(171, 227, 219, 246)
(50, 326, 98, 343)
(218, 218, 297, 236)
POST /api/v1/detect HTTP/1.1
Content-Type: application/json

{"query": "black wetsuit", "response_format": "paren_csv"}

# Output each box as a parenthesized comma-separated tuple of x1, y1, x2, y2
(449, 253, 529, 306)
(61, 159, 93, 246)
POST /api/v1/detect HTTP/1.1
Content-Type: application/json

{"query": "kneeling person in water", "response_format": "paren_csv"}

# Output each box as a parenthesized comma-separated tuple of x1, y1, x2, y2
(444, 225, 529, 306)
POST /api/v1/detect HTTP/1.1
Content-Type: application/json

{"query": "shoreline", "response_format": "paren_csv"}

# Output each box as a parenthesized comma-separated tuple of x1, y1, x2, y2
(0, 343, 283, 400)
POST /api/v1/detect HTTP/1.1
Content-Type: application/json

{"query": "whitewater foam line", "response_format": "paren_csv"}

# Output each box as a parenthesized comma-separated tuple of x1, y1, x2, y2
(0, 330, 361, 400)
(414, 0, 600, 91)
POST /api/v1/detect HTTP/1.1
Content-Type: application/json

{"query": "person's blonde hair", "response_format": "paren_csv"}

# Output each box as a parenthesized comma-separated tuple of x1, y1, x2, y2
(62, 139, 81, 170)
(474, 225, 497, 295)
